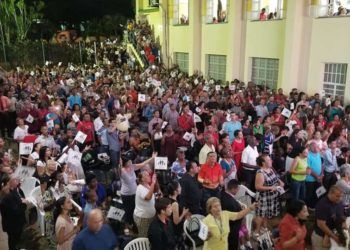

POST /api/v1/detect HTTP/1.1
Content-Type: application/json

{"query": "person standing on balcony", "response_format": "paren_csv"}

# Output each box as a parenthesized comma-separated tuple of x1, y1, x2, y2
(259, 8, 267, 21)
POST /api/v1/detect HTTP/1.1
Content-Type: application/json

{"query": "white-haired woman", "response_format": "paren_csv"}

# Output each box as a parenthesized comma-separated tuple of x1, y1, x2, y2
(202, 197, 256, 250)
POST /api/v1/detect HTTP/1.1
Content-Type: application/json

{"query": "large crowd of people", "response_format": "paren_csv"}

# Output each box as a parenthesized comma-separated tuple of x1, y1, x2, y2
(0, 21, 349, 250)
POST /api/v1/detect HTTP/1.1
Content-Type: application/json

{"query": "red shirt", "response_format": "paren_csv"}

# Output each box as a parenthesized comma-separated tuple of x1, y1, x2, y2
(178, 113, 194, 132)
(276, 214, 306, 250)
(198, 162, 223, 189)
(77, 121, 94, 143)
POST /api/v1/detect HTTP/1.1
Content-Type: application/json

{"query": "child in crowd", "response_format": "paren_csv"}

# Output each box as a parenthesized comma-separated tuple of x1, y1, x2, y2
(83, 189, 98, 227)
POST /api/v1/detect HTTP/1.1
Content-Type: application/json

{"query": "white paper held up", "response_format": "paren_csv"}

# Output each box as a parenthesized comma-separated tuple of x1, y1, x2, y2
(155, 157, 168, 170)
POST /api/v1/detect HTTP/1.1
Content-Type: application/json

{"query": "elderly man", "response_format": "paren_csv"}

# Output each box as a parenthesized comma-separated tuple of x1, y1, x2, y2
(336, 164, 350, 207)
(312, 185, 344, 250)
(72, 209, 117, 250)
(198, 134, 216, 165)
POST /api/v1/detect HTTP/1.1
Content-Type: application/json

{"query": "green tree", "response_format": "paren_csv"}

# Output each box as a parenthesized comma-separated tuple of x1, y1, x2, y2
(0, 0, 44, 44)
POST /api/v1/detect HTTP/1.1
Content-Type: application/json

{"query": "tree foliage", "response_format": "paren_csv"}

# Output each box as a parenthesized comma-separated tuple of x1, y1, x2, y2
(0, 0, 44, 44)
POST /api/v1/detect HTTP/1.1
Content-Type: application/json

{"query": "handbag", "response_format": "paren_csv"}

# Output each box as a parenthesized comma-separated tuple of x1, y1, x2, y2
(184, 216, 204, 247)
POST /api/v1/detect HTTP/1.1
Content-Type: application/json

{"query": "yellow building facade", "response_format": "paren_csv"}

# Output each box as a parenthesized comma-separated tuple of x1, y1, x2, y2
(135, 0, 350, 103)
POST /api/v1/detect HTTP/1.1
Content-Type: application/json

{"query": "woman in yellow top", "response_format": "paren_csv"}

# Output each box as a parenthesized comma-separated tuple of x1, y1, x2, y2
(290, 146, 311, 201)
(202, 197, 257, 250)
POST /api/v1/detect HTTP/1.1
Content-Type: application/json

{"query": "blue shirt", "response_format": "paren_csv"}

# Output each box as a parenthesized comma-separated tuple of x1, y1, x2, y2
(323, 149, 338, 173)
(80, 183, 106, 208)
(68, 95, 82, 108)
(72, 224, 117, 250)
(223, 121, 242, 144)
(107, 130, 120, 152)
(171, 160, 188, 179)
(306, 152, 322, 182)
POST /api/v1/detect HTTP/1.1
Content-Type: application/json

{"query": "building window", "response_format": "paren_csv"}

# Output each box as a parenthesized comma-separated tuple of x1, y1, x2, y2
(313, 0, 350, 17)
(250, 0, 284, 21)
(174, 52, 189, 73)
(207, 55, 226, 81)
(251, 57, 279, 89)
(323, 63, 347, 101)
(149, 0, 159, 7)
(173, 0, 189, 25)
(206, 0, 228, 24)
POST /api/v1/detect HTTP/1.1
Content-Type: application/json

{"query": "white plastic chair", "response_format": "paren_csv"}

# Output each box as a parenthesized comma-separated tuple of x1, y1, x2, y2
(28, 185, 46, 236)
(124, 237, 150, 250)
(183, 214, 205, 250)
(21, 177, 40, 198)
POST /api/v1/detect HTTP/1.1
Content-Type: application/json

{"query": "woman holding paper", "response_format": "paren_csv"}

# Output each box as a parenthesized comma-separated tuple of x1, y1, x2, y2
(120, 152, 157, 227)
(134, 170, 157, 237)
(54, 196, 81, 250)
(203, 197, 256, 250)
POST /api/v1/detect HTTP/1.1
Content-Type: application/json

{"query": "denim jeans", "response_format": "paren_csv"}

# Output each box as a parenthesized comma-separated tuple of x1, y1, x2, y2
(201, 187, 221, 214)
(109, 150, 120, 169)
(291, 179, 306, 201)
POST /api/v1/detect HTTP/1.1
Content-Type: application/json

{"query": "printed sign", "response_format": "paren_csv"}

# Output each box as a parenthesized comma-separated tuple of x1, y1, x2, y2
(138, 94, 146, 102)
(193, 114, 202, 123)
(107, 206, 125, 221)
(198, 221, 209, 241)
(290, 102, 295, 110)
(46, 120, 54, 129)
(19, 143, 33, 155)
(94, 117, 104, 131)
(74, 131, 87, 144)
(215, 85, 221, 91)
(26, 114, 34, 124)
(183, 132, 192, 141)
(14, 165, 35, 181)
(72, 114, 80, 123)
(161, 121, 168, 130)
(281, 108, 292, 118)
(203, 86, 209, 92)
(316, 186, 326, 198)
(155, 157, 168, 170)
(194, 79, 199, 85)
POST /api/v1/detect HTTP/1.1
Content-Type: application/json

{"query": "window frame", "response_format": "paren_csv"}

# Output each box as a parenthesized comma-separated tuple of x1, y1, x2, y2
(323, 63, 347, 101)
(173, 0, 190, 25)
(174, 52, 189, 73)
(249, 0, 284, 21)
(313, 0, 350, 18)
(206, 54, 227, 81)
(205, 0, 229, 24)
(251, 57, 279, 90)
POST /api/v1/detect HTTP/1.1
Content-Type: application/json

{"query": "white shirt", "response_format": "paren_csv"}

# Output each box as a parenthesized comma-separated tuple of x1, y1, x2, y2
(241, 145, 259, 169)
(13, 125, 29, 141)
(199, 144, 216, 165)
(35, 135, 56, 149)
(134, 184, 155, 218)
